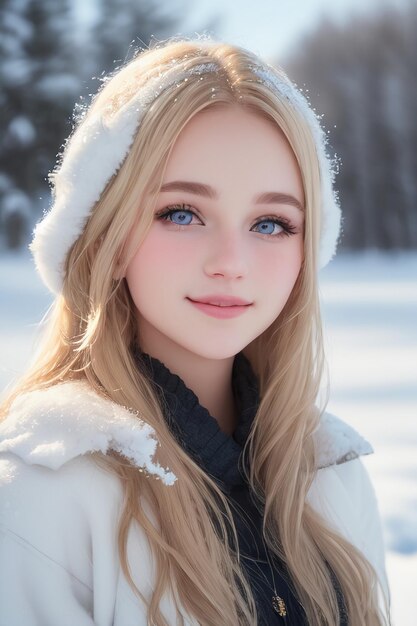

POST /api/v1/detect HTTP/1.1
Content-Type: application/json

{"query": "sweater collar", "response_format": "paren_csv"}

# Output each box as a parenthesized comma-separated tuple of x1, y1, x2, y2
(133, 348, 259, 491)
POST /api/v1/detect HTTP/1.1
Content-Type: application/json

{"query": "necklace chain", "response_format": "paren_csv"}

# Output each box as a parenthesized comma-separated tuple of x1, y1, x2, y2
(258, 536, 288, 618)
(248, 530, 306, 621)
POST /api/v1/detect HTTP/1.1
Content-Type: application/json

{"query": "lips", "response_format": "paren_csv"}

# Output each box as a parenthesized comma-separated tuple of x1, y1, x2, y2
(187, 295, 252, 307)
(187, 298, 252, 319)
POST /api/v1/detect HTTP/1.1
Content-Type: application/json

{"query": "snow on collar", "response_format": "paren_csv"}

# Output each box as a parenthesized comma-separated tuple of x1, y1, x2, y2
(0, 381, 373, 484)
(0, 381, 177, 486)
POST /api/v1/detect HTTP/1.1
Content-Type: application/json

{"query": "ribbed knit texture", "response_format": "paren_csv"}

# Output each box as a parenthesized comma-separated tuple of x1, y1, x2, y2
(133, 346, 348, 625)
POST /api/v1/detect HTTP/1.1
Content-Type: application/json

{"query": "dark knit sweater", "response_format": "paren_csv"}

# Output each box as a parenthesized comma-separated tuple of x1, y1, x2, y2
(134, 347, 347, 625)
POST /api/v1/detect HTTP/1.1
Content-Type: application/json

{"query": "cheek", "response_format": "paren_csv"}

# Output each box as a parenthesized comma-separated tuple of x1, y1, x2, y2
(286, 240, 304, 282)
(125, 230, 192, 297)
(256, 239, 303, 288)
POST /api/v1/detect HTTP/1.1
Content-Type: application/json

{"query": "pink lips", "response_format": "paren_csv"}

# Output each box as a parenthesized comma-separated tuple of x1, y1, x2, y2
(187, 297, 252, 319)
(188, 294, 252, 306)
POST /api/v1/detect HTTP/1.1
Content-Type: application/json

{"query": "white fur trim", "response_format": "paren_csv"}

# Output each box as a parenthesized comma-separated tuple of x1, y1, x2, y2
(313, 411, 373, 468)
(0, 381, 177, 486)
(30, 49, 342, 294)
(0, 381, 372, 482)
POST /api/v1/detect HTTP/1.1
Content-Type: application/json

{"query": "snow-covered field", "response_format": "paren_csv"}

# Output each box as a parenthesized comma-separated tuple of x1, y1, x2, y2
(1, 248, 416, 624)
(318, 250, 417, 626)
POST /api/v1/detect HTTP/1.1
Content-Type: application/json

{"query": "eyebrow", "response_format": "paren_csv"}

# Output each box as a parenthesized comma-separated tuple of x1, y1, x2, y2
(159, 180, 305, 212)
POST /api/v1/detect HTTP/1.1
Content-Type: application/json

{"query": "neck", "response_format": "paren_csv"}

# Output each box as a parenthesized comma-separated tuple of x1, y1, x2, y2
(136, 338, 239, 435)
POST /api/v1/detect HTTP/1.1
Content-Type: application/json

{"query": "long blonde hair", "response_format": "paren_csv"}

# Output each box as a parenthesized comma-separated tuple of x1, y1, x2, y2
(1, 36, 391, 625)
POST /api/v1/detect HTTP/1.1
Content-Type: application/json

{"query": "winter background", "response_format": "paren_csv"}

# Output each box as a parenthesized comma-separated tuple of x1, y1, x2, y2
(1, 0, 416, 624)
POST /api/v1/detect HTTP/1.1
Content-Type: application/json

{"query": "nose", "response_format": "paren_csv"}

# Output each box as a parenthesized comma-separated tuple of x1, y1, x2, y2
(203, 231, 250, 279)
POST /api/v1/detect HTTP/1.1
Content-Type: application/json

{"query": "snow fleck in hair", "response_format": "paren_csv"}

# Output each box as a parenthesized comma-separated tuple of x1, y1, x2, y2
(29, 43, 342, 295)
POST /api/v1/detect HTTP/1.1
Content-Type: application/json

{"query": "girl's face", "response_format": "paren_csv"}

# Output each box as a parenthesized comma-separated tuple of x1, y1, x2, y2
(125, 105, 305, 360)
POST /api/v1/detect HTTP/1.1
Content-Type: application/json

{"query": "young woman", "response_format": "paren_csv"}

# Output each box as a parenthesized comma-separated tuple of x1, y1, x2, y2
(0, 37, 391, 625)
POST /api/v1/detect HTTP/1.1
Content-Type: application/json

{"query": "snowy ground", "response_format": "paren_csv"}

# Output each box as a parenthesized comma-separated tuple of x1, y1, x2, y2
(318, 250, 417, 626)
(1, 248, 416, 624)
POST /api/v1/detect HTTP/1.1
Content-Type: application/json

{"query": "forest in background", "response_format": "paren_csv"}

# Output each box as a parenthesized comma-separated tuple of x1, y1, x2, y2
(0, 0, 415, 251)
(286, 3, 417, 251)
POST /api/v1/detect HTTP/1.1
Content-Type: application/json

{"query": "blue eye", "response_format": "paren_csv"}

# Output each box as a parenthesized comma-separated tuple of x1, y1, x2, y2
(160, 207, 194, 226)
(255, 221, 282, 236)
(155, 203, 298, 239)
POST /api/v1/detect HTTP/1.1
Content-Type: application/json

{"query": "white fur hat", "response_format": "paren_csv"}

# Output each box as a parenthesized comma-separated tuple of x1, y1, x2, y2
(30, 48, 343, 295)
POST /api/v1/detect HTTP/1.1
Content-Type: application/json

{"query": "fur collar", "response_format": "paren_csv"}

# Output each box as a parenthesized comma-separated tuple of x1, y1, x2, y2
(0, 380, 373, 486)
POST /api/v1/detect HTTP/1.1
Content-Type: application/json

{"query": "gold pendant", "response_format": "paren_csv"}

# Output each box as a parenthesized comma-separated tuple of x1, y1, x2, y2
(272, 595, 287, 617)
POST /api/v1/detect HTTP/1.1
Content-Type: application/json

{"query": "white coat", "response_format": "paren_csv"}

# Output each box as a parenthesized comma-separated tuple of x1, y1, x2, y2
(0, 380, 390, 625)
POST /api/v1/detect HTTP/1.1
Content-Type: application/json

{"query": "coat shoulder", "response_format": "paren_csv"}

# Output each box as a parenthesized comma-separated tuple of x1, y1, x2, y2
(0, 380, 177, 485)
(313, 411, 374, 469)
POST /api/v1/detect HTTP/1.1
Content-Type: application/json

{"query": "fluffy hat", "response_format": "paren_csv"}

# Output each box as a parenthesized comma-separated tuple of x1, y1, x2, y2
(29, 45, 343, 295)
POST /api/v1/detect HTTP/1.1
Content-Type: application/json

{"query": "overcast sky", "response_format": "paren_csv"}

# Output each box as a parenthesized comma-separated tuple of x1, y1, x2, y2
(74, 0, 409, 63)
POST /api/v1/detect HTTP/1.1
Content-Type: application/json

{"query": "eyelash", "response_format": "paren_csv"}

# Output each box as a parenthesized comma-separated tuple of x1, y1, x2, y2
(155, 203, 299, 239)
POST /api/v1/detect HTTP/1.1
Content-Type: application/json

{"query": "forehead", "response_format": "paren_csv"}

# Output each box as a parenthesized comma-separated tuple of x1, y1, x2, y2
(171, 104, 284, 149)
(162, 106, 304, 201)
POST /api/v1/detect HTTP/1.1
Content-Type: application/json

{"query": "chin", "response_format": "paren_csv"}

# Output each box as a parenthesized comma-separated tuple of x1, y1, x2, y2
(180, 342, 249, 361)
